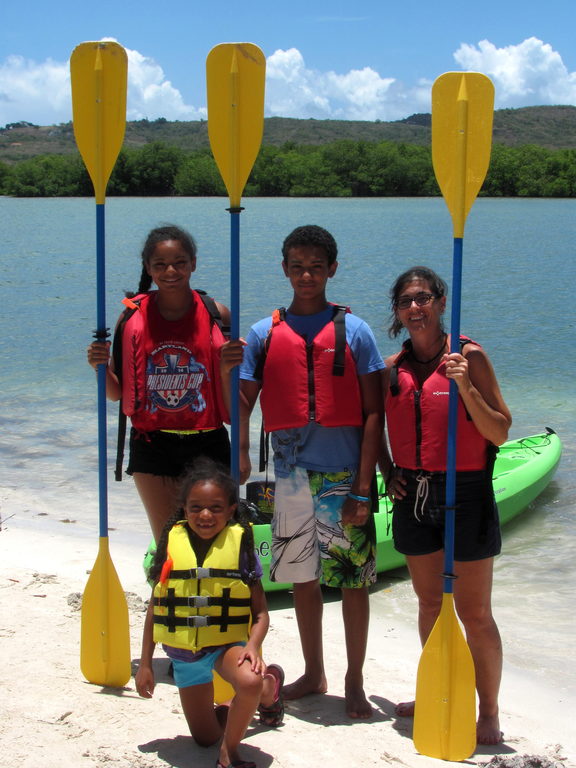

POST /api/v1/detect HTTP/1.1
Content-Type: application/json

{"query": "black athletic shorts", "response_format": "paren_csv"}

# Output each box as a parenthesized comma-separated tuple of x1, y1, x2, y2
(126, 426, 231, 477)
(392, 467, 501, 561)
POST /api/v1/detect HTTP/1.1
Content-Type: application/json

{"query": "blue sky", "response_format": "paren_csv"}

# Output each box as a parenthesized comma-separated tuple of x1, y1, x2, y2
(1, 0, 575, 125)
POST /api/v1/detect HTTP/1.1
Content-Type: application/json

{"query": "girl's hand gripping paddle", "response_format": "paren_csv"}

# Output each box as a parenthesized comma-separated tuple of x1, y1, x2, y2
(413, 72, 494, 761)
(71, 41, 130, 687)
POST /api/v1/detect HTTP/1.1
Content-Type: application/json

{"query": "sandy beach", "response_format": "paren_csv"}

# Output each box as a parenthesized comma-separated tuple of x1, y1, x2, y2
(1, 516, 574, 768)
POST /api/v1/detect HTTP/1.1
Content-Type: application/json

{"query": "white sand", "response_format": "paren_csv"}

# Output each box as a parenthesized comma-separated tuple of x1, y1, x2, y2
(1, 521, 574, 768)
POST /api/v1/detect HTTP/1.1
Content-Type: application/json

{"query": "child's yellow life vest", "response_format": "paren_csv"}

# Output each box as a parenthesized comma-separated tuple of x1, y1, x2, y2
(153, 522, 251, 652)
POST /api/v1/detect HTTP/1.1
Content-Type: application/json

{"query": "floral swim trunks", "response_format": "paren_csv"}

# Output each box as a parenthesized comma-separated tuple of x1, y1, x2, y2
(270, 466, 376, 588)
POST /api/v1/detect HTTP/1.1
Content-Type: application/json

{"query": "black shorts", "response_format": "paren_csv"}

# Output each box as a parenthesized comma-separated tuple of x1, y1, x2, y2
(392, 468, 501, 561)
(126, 427, 230, 478)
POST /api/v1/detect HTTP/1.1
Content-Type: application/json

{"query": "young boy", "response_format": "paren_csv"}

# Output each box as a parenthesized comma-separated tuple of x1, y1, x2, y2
(234, 224, 384, 720)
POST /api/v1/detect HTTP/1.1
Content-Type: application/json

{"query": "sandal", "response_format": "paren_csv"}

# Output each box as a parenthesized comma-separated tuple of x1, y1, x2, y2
(215, 761, 256, 768)
(258, 663, 285, 728)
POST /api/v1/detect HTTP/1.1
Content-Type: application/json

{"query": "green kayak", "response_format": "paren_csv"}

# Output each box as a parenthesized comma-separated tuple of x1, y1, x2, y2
(142, 429, 561, 592)
(252, 428, 562, 592)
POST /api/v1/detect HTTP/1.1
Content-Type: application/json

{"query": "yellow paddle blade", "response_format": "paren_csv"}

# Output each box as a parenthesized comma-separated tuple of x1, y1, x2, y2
(214, 670, 235, 704)
(414, 594, 476, 761)
(81, 537, 131, 687)
(432, 72, 494, 237)
(213, 619, 259, 704)
(70, 41, 127, 204)
(206, 43, 266, 207)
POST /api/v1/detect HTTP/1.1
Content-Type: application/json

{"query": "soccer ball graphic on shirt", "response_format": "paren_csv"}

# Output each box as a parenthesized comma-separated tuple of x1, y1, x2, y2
(145, 345, 209, 414)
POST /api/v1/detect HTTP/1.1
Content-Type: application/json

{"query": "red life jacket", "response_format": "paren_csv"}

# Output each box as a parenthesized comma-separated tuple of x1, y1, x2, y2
(259, 305, 363, 432)
(385, 336, 489, 471)
(120, 290, 227, 432)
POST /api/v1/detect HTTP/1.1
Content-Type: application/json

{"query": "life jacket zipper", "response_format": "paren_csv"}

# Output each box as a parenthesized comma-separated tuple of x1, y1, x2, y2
(414, 389, 422, 468)
(193, 577, 200, 649)
(306, 342, 316, 421)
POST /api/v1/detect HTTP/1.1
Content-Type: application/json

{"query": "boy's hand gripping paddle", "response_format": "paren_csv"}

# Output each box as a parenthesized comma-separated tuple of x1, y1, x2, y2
(206, 43, 266, 483)
(413, 72, 494, 761)
(71, 41, 131, 687)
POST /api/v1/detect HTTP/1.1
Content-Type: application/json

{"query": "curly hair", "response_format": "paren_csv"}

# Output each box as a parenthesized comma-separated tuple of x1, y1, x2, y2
(281, 224, 338, 266)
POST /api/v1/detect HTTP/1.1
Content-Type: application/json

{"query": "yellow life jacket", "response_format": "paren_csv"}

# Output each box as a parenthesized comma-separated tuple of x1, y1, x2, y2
(152, 522, 252, 652)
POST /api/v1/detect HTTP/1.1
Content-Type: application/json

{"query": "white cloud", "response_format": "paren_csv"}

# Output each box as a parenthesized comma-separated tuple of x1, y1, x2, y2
(0, 54, 70, 126)
(0, 41, 206, 127)
(124, 47, 205, 121)
(265, 48, 430, 120)
(454, 37, 576, 108)
(0, 38, 574, 128)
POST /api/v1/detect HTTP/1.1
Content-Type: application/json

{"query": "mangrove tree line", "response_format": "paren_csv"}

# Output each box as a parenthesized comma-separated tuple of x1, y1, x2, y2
(1, 139, 575, 198)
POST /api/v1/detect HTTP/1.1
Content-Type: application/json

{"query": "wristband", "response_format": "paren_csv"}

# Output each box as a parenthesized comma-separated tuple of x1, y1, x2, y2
(347, 492, 370, 503)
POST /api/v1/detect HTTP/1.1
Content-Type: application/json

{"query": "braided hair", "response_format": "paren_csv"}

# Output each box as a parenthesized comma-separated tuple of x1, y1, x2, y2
(149, 457, 259, 586)
(126, 224, 197, 299)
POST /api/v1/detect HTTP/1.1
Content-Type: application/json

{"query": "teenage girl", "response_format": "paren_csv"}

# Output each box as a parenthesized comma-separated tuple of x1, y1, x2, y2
(135, 458, 284, 768)
(87, 225, 231, 541)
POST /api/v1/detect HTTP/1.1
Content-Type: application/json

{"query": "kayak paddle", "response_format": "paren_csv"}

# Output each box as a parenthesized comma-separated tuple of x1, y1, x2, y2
(206, 42, 266, 483)
(71, 41, 131, 687)
(413, 72, 494, 760)
(206, 42, 265, 704)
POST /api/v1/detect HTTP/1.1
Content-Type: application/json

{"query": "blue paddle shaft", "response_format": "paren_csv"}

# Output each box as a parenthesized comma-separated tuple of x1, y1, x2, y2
(96, 203, 109, 538)
(444, 236, 463, 593)
(230, 211, 240, 483)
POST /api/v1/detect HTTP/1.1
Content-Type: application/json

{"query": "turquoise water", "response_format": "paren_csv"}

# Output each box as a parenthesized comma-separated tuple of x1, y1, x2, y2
(0, 195, 574, 688)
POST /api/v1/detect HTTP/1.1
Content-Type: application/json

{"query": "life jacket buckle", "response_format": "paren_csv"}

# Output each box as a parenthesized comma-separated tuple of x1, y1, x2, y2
(188, 616, 209, 627)
(192, 596, 209, 607)
(195, 567, 211, 579)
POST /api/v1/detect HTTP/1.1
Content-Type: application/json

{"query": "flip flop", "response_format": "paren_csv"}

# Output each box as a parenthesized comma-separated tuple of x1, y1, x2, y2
(215, 761, 256, 768)
(257, 663, 285, 728)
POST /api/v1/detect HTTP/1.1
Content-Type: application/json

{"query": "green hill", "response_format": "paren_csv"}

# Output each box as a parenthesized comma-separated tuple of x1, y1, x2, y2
(1, 105, 575, 164)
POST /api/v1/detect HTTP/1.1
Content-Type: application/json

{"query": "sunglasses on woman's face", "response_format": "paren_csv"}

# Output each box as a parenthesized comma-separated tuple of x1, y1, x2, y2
(395, 292, 436, 310)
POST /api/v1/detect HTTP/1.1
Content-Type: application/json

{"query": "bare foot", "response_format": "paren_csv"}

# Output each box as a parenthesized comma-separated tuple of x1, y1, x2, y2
(217, 753, 255, 768)
(345, 679, 373, 719)
(477, 714, 503, 745)
(395, 700, 415, 717)
(282, 673, 328, 701)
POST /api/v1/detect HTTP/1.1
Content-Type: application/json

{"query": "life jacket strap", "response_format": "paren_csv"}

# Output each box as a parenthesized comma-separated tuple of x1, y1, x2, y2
(331, 305, 347, 376)
(113, 300, 141, 480)
(153, 613, 250, 630)
(154, 585, 251, 633)
(167, 567, 243, 580)
(153, 595, 251, 608)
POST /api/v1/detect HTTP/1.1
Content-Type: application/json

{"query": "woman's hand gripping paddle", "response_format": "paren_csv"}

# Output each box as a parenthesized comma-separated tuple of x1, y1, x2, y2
(413, 72, 494, 761)
(206, 43, 265, 704)
(206, 43, 266, 483)
(71, 41, 130, 687)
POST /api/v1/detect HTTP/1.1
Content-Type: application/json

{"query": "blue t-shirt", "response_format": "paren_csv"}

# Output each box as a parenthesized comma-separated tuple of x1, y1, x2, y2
(240, 307, 384, 476)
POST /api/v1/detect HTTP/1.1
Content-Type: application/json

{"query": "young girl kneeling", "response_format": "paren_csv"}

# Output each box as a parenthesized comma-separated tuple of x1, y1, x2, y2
(136, 458, 284, 768)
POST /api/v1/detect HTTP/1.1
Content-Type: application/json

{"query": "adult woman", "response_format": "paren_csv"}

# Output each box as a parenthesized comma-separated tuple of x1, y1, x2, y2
(87, 225, 231, 541)
(380, 266, 511, 745)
